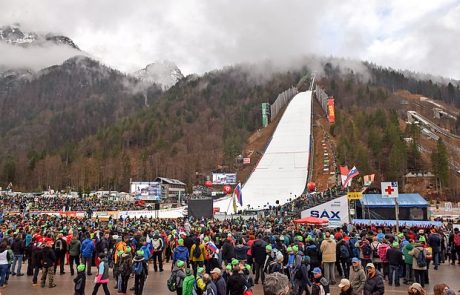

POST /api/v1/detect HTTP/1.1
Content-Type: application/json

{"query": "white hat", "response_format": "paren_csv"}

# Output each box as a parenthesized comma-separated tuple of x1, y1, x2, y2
(338, 279, 350, 288)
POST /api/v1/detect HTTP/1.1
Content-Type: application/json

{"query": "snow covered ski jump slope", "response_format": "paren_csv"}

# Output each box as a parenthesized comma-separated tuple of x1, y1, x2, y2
(241, 91, 312, 210)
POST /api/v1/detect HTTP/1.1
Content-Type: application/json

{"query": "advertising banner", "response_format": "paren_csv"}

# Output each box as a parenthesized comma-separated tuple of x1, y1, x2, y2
(130, 182, 162, 201)
(327, 98, 335, 123)
(212, 173, 237, 185)
(301, 195, 349, 227)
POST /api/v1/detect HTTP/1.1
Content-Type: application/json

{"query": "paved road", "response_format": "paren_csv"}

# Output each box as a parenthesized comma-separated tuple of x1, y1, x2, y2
(4, 261, 460, 295)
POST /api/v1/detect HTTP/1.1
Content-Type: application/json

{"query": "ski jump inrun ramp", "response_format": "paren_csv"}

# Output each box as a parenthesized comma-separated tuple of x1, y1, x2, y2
(216, 91, 313, 212)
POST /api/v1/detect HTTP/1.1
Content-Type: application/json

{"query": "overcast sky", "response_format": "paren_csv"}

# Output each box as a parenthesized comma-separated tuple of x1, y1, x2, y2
(1, 0, 460, 78)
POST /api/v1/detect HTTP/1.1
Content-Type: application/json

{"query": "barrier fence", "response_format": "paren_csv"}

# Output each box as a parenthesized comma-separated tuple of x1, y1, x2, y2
(270, 87, 298, 120)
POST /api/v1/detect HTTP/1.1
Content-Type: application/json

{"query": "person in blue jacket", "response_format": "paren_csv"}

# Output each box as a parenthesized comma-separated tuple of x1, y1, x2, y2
(81, 233, 95, 275)
(173, 238, 189, 267)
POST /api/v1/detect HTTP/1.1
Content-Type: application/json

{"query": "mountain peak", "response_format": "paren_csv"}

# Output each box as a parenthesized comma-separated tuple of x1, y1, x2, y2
(133, 60, 184, 90)
(0, 24, 79, 50)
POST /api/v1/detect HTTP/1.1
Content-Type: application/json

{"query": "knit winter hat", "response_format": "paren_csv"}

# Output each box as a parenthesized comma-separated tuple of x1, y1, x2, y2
(77, 264, 86, 272)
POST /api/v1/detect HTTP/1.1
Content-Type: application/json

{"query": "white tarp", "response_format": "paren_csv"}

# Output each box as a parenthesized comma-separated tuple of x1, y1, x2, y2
(241, 91, 312, 210)
(300, 195, 349, 227)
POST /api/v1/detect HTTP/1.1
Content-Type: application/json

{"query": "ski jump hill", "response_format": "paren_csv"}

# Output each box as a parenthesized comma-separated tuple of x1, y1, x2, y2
(215, 90, 313, 213)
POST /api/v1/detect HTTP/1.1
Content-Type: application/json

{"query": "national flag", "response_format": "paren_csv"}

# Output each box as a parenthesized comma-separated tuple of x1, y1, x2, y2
(232, 196, 238, 214)
(339, 166, 351, 187)
(342, 166, 359, 188)
(233, 183, 243, 206)
(206, 241, 219, 253)
(363, 174, 375, 186)
(381, 181, 398, 198)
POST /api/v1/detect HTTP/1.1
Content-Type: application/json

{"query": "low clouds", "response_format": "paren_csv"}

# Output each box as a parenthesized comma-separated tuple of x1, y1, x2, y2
(0, 42, 85, 72)
(1, 0, 460, 79)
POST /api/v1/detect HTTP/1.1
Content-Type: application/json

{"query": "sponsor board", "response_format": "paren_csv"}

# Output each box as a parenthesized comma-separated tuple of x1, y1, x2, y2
(301, 195, 349, 227)
(212, 173, 237, 185)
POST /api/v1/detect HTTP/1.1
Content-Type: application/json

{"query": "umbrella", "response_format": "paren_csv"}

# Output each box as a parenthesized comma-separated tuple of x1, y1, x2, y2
(293, 216, 329, 225)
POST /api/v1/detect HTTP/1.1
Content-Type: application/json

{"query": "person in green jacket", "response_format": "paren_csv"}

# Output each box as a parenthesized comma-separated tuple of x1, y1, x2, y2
(68, 235, 81, 276)
(403, 243, 414, 284)
(182, 269, 195, 295)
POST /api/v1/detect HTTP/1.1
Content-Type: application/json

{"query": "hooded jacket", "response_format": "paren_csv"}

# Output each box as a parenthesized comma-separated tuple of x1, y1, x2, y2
(349, 265, 366, 295)
(69, 238, 81, 257)
(81, 238, 94, 258)
(402, 244, 414, 265)
(172, 266, 186, 289)
(182, 274, 195, 295)
(320, 237, 336, 263)
(173, 246, 189, 263)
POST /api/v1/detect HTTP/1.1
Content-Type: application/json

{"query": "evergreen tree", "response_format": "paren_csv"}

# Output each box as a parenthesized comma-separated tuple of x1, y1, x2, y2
(431, 138, 449, 188)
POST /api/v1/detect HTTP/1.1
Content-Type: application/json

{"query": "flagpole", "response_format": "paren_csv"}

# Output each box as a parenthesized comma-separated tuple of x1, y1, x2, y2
(395, 198, 400, 234)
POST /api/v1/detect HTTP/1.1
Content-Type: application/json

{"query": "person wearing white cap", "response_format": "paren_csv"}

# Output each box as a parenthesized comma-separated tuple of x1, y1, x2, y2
(210, 268, 226, 295)
(338, 279, 353, 295)
(363, 263, 384, 295)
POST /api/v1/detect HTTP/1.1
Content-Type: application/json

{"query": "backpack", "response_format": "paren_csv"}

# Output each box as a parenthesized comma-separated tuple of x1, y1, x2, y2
(454, 233, 460, 247)
(55, 239, 63, 251)
(152, 238, 161, 250)
(167, 272, 177, 292)
(416, 248, 427, 268)
(371, 243, 380, 258)
(193, 245, 202, 258)
(339, 245, 350, 259)
(294, 266, 303, 280)
(362, 244, 372, 258)
(193, 279, 204, 295)
(133, 261, 144, 276)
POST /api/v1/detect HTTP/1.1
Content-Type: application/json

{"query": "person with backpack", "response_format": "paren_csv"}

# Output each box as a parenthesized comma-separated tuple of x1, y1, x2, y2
(195, 266, 207, 295)
(294, 255, 311, 295)
(268, 252, 284, 274)
(73, 264, 86, 295)
(409, 241, 428, 287)
(370, 237, 381, 272)
(170, 260, 186, 295)
(53, 233, 67, 275)
(119, 246, 133, 294)
(359, 239, 372, 267)
(191, 238, 206, 276)
(133, 249, 148, 295)
(338, 239, 351, 279)
(182, 268, 195, 295)
(151, 231, 164, 272)
(69, 234, 81, 276)
(311, 267, 330, 295)
(92, 253, 110, 295)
